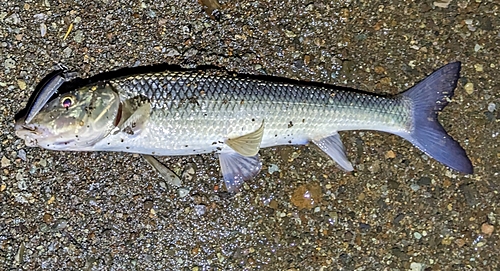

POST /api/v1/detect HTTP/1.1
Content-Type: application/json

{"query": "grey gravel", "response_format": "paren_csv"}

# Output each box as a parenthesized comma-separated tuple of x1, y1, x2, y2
(1, 0, 499, 270)
(410, 183, 421, 192)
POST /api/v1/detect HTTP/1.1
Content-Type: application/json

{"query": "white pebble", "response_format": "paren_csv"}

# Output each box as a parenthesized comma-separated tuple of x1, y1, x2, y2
(487, 103, 496, 112)
(410, 184, 420, 192)
(474, 44, 483, 52)
(178, 187, 190, 198)
(40, 23, 47, 37)
(4, 58, 16, 69)
(33, 13, 47, 20)
(268, 163, 280, 174)
(63, 47, 72, 58)
(410, 262, 424, 271)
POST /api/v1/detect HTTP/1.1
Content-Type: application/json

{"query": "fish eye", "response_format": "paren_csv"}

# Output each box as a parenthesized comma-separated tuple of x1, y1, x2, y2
(61, 95, 75, 109)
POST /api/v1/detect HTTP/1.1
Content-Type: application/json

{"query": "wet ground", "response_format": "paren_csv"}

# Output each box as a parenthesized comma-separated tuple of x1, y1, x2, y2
(1, 0, 499, 270)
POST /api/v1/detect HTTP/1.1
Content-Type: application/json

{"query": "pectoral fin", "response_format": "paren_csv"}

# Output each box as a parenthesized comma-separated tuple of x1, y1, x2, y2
(118, 102, 151, 135)
(312, 133, 354, 171)
(143, 155, 182, 187)
(225, 120, 265, 157)
(219, 150, 262, 193)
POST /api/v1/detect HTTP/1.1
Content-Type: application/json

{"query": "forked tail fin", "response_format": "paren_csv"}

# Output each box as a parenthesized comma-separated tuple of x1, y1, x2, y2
(399, 62, 473, 174)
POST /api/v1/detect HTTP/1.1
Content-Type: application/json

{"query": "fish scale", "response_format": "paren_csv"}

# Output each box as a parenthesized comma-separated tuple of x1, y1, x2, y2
(99, 70, 411, 156)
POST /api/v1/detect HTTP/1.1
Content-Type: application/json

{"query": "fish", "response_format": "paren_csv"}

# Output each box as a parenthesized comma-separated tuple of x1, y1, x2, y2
(15, 62, 473, 191)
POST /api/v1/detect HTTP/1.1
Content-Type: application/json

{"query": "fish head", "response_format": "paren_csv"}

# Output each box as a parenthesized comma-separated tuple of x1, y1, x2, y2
(15, 84, 121, 151)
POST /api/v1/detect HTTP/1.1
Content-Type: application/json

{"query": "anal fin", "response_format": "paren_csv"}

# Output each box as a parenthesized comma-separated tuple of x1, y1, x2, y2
(312, 133, 354, 171)
(219, 150, 262, 193)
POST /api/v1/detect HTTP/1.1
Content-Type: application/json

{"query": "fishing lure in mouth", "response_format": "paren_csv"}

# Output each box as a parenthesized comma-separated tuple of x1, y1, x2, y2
(15, 62, 473, 192)
(23, 65, 78, 124)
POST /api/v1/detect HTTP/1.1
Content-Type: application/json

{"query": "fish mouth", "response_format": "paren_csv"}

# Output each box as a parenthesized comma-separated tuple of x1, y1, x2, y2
(14, 117, 37, 134)
(14, 118, 50, 147)
(20, 124, 36, 132)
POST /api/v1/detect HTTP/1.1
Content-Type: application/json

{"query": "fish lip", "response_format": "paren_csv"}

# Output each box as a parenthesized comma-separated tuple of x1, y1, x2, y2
(21, 124, 37, 132)
(14, 118, 38, 134)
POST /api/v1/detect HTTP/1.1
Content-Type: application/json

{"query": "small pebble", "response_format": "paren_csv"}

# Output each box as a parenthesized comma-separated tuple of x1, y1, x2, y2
(374, 66, 385, 74)
(290, 182, 321, 210)
(474, 64, 483, 72)
(1, 156, 10, 167)
(487, 103, 496, 112)
(183, 48, 198, 57)
(7, 13, 21, 24)
(178, 187, 190, 198)
(14, 242, 25, 263)
(33, 13, 47, 20)
(414, 232, 422, 239)
(268, 164, 279, 174)
(194, 204, 206, 216)
(43, 213, 53, 223)
(17, 149, 26, 161)
(455, 238, 466, 247)
(63, 47, 72, 58)
(4, 58, 16, 69)
(56, 219, 68, 230)
(417, 177, 431, 186)
(410, 183, 420, 192)
(474, 44, 483, 52)
(143, 200, 154, 210)
(17, 180, 27, 190)
(181, 163, 196, 182)
(166, 48, 180, 57)
(73, 30, 83, 43)
(464, 82, 474, 94)
(488, 212, 496, 224)
(385, 150, 396, 159)
(17, 79, 26, 90)
(39, 158, 47, 167)
(40, 23, 47, 37)
(284, 30, 296, 38)
(16, 172, 23, 181)
(481, 223, 494, 236)
(410, 262, 424, 271)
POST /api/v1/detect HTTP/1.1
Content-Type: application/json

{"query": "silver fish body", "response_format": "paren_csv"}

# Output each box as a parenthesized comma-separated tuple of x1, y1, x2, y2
(15, 62, 473, 191)
(96, 72, 410, 155)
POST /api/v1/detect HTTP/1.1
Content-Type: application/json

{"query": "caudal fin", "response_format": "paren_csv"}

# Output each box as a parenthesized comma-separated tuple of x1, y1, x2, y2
(399, 62, 473, 174)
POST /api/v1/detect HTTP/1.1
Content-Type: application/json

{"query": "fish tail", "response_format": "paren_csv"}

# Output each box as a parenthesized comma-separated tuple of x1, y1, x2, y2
(398, 62, 473, 174)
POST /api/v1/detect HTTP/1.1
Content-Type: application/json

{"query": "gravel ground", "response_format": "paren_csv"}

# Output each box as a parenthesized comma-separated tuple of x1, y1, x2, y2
(1, 0, 499, 270)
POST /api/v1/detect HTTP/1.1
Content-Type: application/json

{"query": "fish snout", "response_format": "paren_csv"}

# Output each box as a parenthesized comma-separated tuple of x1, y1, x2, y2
(14, 118, 44, 147)
(14, 119, 38, 134)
